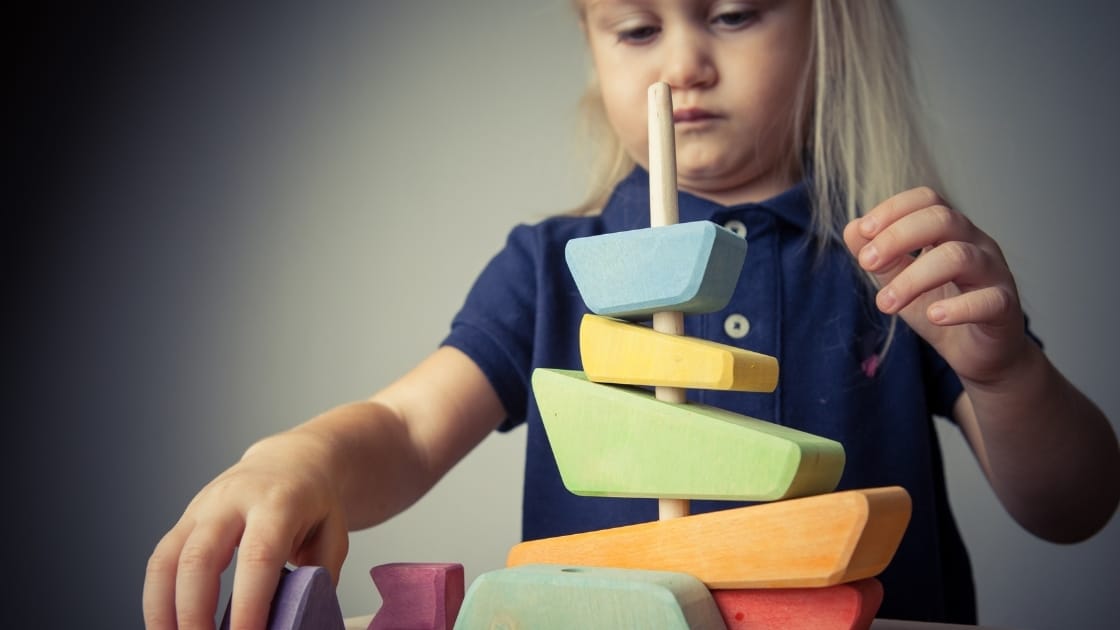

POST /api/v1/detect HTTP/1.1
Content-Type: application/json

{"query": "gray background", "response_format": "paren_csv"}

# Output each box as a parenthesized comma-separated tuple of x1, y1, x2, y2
(6, 1, 1118, 628)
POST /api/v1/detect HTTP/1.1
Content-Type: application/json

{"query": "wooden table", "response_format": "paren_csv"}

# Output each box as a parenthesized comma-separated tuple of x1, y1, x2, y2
(344, 613, 1009, 629)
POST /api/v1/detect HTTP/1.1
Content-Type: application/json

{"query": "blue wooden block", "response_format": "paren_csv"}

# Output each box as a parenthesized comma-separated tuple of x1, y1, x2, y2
(565, 221, 747, 320)
(453, 564, 725, 630)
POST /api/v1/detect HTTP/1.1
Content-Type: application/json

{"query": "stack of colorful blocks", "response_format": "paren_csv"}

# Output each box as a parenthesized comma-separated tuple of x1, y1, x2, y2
(452, 216, 912, 630)
(218, 221, 911, 630)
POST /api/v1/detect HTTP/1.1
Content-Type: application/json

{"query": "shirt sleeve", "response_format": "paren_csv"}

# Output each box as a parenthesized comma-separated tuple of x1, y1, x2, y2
(440, 224, 539, 432)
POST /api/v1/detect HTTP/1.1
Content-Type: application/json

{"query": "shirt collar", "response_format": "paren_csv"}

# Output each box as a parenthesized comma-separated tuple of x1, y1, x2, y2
(602, 166, 813, 232)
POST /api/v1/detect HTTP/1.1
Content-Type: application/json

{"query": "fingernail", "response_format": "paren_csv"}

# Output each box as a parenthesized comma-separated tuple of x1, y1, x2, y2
(860, 217, 877, 235)
(878, 288, 896, 311)
(860, 245, 880, 268)
(929, 305, 946, 323)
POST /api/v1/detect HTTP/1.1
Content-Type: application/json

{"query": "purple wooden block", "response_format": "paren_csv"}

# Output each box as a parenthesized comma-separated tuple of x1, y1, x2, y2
(368, 563, 464, 630)
(220, 566, 344, 630)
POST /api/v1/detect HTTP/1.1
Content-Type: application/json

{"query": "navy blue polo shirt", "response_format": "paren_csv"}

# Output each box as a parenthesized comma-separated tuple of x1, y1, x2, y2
(442, 167, 976, 623)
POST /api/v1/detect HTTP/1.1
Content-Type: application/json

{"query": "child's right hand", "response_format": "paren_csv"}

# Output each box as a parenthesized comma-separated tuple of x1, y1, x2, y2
(142, 347, 508, 629)
(143, 432, 349, 630)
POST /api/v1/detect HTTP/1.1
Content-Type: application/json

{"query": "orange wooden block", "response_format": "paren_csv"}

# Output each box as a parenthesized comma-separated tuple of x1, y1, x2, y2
(712, 578, 883, 630)
(508, 487, 911, 589)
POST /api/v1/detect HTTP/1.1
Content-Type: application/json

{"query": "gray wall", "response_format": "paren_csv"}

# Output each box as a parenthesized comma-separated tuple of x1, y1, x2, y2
(7, 2, 1117, 628)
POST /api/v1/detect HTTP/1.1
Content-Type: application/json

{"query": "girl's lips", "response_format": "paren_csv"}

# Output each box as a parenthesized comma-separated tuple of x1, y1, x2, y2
(673, 108, 719, 123)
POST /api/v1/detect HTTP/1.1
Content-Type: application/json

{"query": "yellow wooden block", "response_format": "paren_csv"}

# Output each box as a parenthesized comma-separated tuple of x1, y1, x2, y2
(507, 487, 912, 589)
(580, 314, 779, 391)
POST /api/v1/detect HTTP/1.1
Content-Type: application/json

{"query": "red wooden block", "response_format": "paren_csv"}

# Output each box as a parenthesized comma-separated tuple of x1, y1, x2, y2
(368, 563, 464, 630)
(712, 578, 883, 630)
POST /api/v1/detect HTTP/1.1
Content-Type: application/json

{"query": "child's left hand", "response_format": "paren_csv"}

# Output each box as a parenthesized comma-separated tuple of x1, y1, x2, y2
(843, 186, 1031, 386)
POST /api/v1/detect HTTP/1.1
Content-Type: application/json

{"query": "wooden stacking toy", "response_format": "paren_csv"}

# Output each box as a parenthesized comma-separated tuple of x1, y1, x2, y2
(463, 83, 912, 630)
(230, 83, 913, 630)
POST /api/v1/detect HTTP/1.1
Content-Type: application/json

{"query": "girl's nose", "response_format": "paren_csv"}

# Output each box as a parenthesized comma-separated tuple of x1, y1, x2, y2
(661, 29, 717, 90)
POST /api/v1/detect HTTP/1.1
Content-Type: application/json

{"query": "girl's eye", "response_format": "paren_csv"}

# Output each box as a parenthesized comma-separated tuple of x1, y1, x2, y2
(711, 10, 758, 29)
(618, 24, 660, 44)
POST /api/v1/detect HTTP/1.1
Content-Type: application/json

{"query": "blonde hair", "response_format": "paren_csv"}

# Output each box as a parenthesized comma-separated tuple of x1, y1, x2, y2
(808, 0, 944, 246)
(571, 0, 945, 358)
(573, 1, 941, 223)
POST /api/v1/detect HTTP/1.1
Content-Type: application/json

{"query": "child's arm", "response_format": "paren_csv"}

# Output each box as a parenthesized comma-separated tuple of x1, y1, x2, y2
(142, 346, 504, 630)
(842, 186, 1120, 543)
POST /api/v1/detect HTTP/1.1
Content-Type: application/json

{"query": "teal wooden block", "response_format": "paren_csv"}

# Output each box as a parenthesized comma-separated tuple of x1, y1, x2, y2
(532, 369, 845, 501)
(565, 221, 747, 320)
(453, 565, 725, 630)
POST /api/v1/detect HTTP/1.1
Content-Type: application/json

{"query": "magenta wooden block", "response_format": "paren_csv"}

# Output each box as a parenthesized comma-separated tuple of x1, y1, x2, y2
(219, 566, 344, 630)
(368, 562, 465, 630)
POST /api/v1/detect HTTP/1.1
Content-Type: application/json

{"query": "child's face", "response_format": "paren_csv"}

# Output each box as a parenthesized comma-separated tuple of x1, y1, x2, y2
(582, 0, 812, 204)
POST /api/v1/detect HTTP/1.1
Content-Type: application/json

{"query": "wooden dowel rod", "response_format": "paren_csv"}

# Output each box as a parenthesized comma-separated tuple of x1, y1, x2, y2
(648, 82, 679, 228)
(648, 82, 690, 521)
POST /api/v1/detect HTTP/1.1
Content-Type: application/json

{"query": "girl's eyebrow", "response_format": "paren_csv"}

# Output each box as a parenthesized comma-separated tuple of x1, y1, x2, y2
(583, 0, 659, 24)
(583, 0, 656, 13)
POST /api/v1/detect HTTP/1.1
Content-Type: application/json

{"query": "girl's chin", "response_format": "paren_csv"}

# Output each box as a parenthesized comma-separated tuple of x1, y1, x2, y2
(677, 168, 792, 206)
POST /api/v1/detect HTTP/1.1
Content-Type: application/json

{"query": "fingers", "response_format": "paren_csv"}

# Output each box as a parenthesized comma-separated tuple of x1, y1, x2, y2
(143, 483, 326, 630)
(228, 490, 349, 629)
(843, 186, 944, 261)
(874, 240, 1017, 325)
(289, 508, 350, 585)
(857, 199, 984, 281)
(175, 519, 242, 629)
(926, 285, 1018, 327)
(843, 186, 1019, 324)
(144, 525, 192, 630)
(857, 186, 946, 244)
(228, 510, 298, 630)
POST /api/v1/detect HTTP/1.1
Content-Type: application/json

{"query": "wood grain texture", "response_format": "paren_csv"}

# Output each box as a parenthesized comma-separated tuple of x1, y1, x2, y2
(712, 578, 883, 630)
(507, 487, 912, 589)
(564, 221, 747, 320)
(532, 368, 843, 500)
(648, 81, 678, 229)
(368, 563, 463, 630)
(453, 564, 725, 630)
(220, 566, 344, 630)
(580, 314, 779, 392)
(648, 81, 690, 520)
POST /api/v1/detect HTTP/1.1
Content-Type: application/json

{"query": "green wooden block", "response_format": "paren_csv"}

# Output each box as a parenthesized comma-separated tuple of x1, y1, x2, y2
(453, 564, 725, 630)
(531, 369, 845, 501)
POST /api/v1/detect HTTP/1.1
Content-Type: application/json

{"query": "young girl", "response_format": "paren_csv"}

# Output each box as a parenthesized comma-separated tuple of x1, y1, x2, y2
(143, 1, 1120, 627)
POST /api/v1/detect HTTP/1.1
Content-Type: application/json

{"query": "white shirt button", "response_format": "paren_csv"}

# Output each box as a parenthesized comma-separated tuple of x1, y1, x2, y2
(724, 313, 751, 339)
(723, 219, 747, 238)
